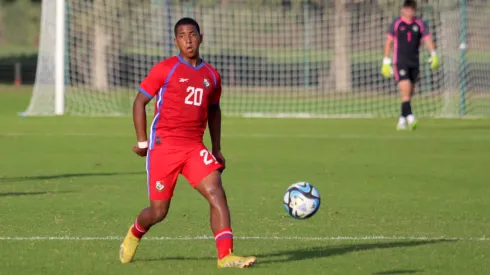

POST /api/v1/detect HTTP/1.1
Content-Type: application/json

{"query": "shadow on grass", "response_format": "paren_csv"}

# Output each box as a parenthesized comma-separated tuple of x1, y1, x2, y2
(373, 270, 422, 274)
(0, 172, 144, 183)
(255, 240, 452, 265)
(0, 191, 74, 197)
(136, 239, 453, 266)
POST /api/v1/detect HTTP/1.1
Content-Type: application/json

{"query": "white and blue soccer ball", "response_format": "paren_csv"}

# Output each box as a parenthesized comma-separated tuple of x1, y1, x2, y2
(283, 182, 320, 219)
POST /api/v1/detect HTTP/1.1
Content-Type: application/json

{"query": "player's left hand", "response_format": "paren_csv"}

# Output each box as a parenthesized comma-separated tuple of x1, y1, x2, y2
(132, 144, 148, 157)
(429, 52, 439, 70)
(212, 150, 226, 171)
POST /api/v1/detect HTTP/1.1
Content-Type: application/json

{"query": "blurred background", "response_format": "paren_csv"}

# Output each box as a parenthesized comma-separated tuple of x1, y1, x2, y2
(0, 0, 40, 85)
(2, 0, 490, 117)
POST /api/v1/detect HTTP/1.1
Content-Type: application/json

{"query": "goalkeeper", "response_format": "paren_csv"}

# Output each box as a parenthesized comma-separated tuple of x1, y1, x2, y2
(381, 0, 439, 130)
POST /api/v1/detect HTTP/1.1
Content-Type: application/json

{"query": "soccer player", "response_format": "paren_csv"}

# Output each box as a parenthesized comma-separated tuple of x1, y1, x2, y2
(381, 0, 439, 130)
(119, 17, 256, 268)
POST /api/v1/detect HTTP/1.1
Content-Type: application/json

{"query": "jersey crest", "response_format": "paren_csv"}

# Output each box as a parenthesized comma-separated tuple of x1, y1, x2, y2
(203, 78, 211, 89)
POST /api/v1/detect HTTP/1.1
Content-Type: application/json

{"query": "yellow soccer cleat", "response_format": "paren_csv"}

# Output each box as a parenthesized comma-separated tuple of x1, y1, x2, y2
(217, 251, 256, 268)
(119, 226, 141, 264)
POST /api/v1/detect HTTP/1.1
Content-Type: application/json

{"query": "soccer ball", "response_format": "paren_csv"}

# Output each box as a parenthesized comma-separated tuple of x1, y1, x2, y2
(283, 182, 320, 219)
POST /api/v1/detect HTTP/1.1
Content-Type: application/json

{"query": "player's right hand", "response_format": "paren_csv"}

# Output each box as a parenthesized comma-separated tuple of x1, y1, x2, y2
(381, 57, 393, 78)
(132, 145, 148, 157)
(212, 150, 226, 171)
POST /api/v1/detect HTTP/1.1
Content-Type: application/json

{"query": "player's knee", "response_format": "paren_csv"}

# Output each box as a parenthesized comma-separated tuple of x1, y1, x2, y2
(201, 180, 227, 206)
(206, 185, 228, 208)
(196, 170, 227, 205)
(208, 185, 225, 199)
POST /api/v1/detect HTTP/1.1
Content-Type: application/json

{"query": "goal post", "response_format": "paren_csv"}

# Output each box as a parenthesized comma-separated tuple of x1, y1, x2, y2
(23, 0, 490, 118)
(54, 0, 65, 115)
(22, 0, 65, 116)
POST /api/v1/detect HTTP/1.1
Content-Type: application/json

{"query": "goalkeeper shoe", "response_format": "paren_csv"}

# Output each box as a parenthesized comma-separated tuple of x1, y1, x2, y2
(217, 251, 256, 268)
(396, 123, 407, 131)
(396, 117, 407, 131)
(408, 120, 419, 131)
(119, 226, 141, 264)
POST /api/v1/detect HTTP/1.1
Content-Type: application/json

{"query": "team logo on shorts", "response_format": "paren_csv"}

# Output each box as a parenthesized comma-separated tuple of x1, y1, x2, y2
(156, 181, 165, 191)
(412, 25, 419, 32)
(203, 78, 211, 89)
(399, 69, 406, 76)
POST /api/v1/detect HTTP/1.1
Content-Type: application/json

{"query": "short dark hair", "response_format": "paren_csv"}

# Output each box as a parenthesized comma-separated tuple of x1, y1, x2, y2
(174, 17, 201, 37)
(403, 0, 417, 9)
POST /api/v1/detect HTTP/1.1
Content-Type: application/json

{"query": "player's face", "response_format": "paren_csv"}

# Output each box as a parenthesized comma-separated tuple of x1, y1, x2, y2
(401, 7, 415, 18)
(174, 24, 202, 59)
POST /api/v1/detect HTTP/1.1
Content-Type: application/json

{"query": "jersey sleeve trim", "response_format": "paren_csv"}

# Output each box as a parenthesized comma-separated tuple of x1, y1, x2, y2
(387, 18, 398, 38)
(415, 18, 430, 41)
(414, 19, 425, 33)
(203, 63, 221, 107)
(138, 87, 153, 99)
(148, 61, 181, 150)
(204, 64, 217, 86)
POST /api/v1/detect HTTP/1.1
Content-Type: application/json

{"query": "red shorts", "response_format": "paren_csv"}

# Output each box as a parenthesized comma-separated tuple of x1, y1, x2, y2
(146, 142, 223, 200)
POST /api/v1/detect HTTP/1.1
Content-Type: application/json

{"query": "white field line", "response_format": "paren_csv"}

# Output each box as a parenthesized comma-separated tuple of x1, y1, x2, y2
(0, 236, 489, 241)
(3, 132, 490, 140)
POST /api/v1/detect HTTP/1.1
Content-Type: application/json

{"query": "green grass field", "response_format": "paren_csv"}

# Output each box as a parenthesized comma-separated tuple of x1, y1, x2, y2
(1, 85, 490, 274)
(21, 85, 490, 118)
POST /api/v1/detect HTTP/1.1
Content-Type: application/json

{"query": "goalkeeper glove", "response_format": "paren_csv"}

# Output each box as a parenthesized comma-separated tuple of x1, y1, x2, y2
(428, 51, 439, 70)
(381, 57, 393, 78)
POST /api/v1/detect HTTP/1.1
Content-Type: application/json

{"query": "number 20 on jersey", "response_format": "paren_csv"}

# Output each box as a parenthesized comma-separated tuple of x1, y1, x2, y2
(185, 86, 203, 106)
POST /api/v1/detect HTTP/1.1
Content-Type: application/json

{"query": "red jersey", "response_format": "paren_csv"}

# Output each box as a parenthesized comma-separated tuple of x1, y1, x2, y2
(138, 55, 221, 149)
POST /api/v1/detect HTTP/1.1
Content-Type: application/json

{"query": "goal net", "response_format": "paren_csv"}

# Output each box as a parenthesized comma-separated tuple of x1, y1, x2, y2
(24, 0, 490, 117)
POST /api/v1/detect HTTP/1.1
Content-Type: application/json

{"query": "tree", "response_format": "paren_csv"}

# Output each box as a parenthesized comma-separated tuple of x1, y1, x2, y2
(70, 0, 132, 91)
(91, 0, 111, 91)
(333, 0, 351, 92)
(0, 7, 4, 44)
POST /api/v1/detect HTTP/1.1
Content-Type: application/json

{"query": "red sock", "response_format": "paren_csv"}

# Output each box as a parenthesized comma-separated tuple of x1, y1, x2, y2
(214, 227, 233, 259)
(130, 219, 148, 239)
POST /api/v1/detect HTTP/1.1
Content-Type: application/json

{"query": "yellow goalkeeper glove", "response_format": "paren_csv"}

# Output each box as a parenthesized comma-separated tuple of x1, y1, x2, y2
(428, 51, 439, 70)
(381, 57, 393, 78)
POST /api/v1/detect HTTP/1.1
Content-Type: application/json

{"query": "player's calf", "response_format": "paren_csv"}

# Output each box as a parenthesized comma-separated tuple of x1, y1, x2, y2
(131, 200, 170, 238)
(194, 171, 256, 267)
(120, 200, 170, 263)
(196, 171, 233, 257)
(140, 200, 171, 228)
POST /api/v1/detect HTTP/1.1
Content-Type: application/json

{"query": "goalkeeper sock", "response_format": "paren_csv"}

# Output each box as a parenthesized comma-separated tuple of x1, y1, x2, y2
(406, 101, 413, 115)
(407, 114, 416, 124)
(401, 101, 411, 117)
(398, 116, 407, 125)
(131, 219, 148, 239)
(214, 227, 233, 259)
